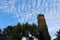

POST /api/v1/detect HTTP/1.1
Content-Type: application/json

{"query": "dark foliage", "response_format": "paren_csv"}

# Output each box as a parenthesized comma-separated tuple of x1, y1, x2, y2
(0, 22, 51, 40)
(54, 30, 60, 40)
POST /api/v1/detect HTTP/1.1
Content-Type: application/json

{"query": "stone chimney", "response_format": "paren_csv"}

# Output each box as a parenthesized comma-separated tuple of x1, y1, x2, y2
(37, 14, 51, 40)
(37, 14, 45, 27)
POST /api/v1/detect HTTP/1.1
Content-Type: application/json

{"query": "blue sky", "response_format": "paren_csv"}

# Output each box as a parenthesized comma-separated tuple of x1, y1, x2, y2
(0, 0, 60, 40)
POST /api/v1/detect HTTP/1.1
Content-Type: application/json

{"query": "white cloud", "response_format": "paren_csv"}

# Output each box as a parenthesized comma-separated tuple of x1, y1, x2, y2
(26, 13, 32, 18)
(37, 0, 41, 8)
(32, 0, 36, 8)
(52, 36, 57, 40)
(21, 0, 25, 11)
(49, 25, 60, 32)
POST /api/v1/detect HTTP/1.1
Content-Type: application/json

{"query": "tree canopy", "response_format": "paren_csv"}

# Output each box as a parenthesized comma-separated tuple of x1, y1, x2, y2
(0, 22, 51, 40)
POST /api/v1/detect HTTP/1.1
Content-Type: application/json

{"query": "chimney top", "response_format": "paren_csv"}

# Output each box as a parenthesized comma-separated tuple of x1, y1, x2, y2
(38, 14, 44, 17)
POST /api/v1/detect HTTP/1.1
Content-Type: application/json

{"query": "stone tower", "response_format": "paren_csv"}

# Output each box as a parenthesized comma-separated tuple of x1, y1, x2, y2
(37, 14, 45, 26)
(37, 14, 51, 40)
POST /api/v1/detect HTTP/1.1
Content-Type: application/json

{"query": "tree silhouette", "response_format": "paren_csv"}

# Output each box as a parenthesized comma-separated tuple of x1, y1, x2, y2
(54, 30, 60, 40)
(0, 22, 51, 40)
(0, 29, 3, 40)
